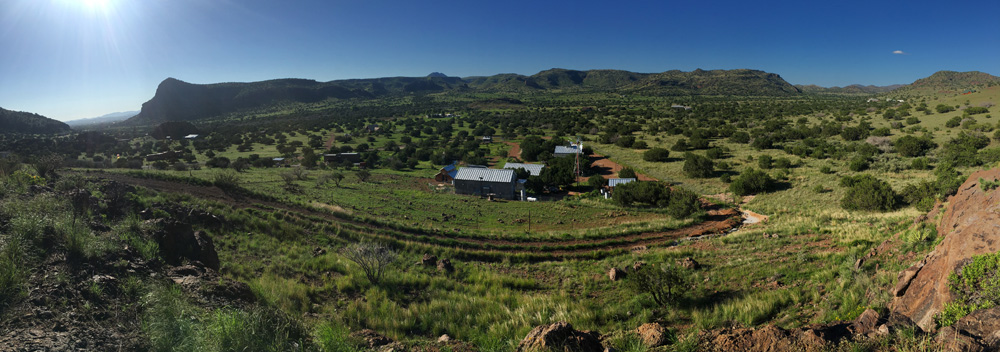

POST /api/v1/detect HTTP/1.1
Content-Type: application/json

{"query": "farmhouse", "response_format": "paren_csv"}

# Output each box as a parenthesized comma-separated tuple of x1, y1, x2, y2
(435, 162, 458, 183)
(324, 153, 361, 164)
(502, 162, 544, 177)
(553, 145, 583, 158)
(454, 168, 517, 200)
(145, 151, 179, 162)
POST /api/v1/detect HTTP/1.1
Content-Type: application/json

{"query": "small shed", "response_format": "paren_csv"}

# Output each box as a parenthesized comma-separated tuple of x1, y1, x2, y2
(608, 178, 636, 188)
(454, 168, 517, 200)
(481, 136, 493, 144)
(184, 134, 199, 140)
(553, 145, 583, 158)
(435, 162, 459, 183)
(502, 162, 545, 177)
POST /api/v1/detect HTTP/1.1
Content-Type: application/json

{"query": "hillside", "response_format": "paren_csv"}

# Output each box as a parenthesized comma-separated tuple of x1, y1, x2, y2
(795, 84, 904, 94)
(899, 70, 1000, 93)
(0, 107, 71, 134)
(65, 111, 138, 127)
(126, 68, 803, 124)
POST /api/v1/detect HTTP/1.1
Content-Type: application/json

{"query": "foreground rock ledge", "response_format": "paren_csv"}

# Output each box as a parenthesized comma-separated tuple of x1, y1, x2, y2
(516, 322, 603, 352)
(891, 167, 1000, 331)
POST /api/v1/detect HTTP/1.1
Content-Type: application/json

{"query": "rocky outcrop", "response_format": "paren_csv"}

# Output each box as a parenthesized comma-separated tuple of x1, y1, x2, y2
(516, 322, 603, 352)
(608, 268, 625, 281)
(936, 307, 1000, 352)
(636, 323, 668, 347)
(892, 168, 1000, 331)
(148, 219, 220, 270)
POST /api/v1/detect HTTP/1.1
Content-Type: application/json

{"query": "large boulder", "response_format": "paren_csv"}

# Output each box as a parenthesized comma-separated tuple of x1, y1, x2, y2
(516, 322, 603, 352)
(636, 322, 668, 347)
(148, 219, 220, 270)
(892, 168, 1000, 331)
(937, 307, 1000, 352)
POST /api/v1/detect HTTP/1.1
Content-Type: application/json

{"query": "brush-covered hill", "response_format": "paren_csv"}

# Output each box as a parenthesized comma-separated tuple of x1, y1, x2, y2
(465, 68, 799, 96)
(0, 107, 71, 134)
(128, 76, 468, 124)
(898, 71, 1000, 93)
(126, 68, 802, 124)
(795, 84, 904, 94)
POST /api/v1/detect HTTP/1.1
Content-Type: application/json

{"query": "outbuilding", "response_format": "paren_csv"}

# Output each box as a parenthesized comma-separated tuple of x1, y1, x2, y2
(454, 168, 517, 200)
(502, 162, 545, 177)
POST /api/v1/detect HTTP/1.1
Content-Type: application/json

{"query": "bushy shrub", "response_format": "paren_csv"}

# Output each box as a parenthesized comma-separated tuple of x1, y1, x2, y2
(936, 252, 1000, 327)
(618, 168, 637, 179)
(839, 174, 899, 211)
(757, 155, 773, 169)
(848, 156, 870, 172)
(642, 147, 670, 162)
(940, 132, 990, 167)
(613, 181, 670, 207)
(666, 188, 701, 219)
(729, 168, 775, 197)
(894, 135, 937, 157)
(625, 263, 689, 308)
(682, 152, 714, 178)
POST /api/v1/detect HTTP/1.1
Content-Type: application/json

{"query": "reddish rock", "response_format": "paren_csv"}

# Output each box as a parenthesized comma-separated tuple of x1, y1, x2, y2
(632, 261, 645, 271)
(437, 258, 454, 273)
(350, 329, 393, 349)
(608, 268, 625, 281)
(420, 254, 438, 266)
(850, 309, 881, 336)
(516, 322, 603, 352)
(892, 168, 1000, 331)
(677, 257, 700, 270)
(636, 322, 667, 347)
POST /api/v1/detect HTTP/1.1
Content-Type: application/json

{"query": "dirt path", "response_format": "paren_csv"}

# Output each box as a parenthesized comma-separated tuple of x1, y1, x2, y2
(323, 131, 337, 149)
(503, 141, 521, 159)
(87, 172, 742, 258)
(582, 155, 658, 182)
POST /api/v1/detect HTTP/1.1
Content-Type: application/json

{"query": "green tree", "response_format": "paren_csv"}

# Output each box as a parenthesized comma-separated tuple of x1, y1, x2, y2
(642, 147, 670, 162)
(682, 152, 714, 178)
(618, 168, 637, 179)
(588, 175, 606, 189)
(840, 174, 899, 211)
(626, 263, 689, 307)
(729, 168, 775, 197)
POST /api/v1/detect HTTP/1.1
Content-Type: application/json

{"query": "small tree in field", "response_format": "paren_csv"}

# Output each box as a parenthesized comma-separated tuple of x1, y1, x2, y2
(356, 169, 371, 183)
(588, 175, 605, 189)
(341, 242, 397, 285)
(626, 263, 689, 307)
(331, 172, 345, 187)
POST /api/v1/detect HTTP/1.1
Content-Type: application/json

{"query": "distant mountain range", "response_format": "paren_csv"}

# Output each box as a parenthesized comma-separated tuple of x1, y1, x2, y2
(123, 69, 999, 125)
(795, 84, 905, 94)
(65, 111, 139, 127)
(126, 68, 802, 124)
(0, 107, 71, 134)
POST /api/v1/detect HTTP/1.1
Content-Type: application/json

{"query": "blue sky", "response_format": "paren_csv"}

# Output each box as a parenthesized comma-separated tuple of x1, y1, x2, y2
(1, 0, 997, 121)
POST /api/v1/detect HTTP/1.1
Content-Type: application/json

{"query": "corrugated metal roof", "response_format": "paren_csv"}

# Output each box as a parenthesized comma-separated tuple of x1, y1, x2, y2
(454, 168, 516, 183)
(554, 146, 582, 155)
(608, 178, 636, 187)
(502, 162, 545, 176)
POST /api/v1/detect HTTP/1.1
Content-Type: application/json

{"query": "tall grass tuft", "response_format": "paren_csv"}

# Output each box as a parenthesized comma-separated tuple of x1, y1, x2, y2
(143, 285, 200, 352)
(0, 238, 27, 313)
(203, 307, 311, 352)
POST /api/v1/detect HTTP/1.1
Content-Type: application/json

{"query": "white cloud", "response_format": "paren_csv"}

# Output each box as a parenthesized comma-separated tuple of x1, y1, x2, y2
(893, 50, 907, 55)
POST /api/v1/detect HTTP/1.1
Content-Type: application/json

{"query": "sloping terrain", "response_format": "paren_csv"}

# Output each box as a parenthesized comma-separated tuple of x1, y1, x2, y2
(0, 107, 71, 134)
(891, 167, 1000, 331)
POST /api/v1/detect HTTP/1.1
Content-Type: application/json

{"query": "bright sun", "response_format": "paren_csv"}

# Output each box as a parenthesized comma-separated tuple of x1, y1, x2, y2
(80, 0, 111, 10)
